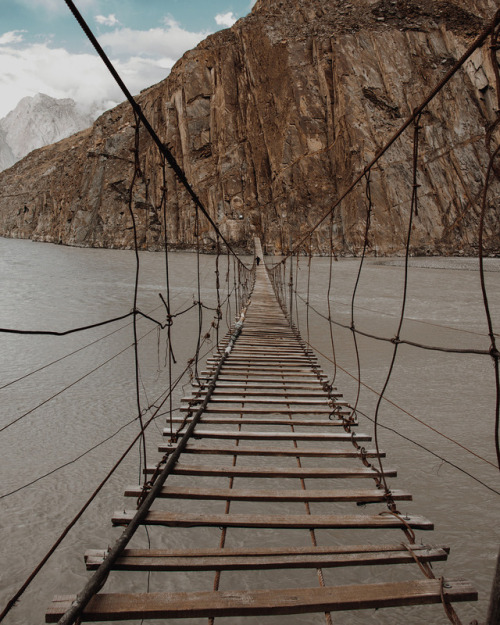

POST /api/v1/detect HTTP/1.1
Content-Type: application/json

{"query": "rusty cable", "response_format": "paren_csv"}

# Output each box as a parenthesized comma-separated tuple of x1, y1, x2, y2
(303, 337, 500, 478)
(370, 115, 421, 508)
(160, 157, 175, 440)
(294, 290, 494, 356)
(478, 143, 500, 468)
(0, 312, 135, 336)
(326, 211, 338, 384)
(128, 114, 148, 486)
(350, 170, 373, 417)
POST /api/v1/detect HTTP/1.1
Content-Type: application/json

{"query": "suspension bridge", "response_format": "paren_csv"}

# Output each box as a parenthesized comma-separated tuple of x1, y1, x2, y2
(0, 2, 499, 624)
(45, 239, 476, 623)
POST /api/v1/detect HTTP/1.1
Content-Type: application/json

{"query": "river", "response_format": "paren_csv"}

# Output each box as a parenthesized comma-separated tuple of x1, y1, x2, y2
(1, 237, 499, 625)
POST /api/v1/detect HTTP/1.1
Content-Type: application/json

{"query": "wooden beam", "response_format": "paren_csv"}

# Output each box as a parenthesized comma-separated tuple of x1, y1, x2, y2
(46, 579, 476, 621)
(201, 370, 327, 379)
(169, 418, 348, 427)
(112, 510, 433, 530)
(191, 389, 342, 397)
(181, 407, 350, 415)
(123, 485, 412, 502)
(198, 376, 328, 384)
(85, 544, 447, 572)
(86, 543, 449, 559)
(184, 430, 369, 441)
(207, 356, 318, 363)
(144, 463, 394, 478)
(182, 397, 339, 406)
(158, 443, 385, 458)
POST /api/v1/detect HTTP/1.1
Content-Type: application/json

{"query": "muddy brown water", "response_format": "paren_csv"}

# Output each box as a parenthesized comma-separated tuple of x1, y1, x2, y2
(1, 237, 499, 624)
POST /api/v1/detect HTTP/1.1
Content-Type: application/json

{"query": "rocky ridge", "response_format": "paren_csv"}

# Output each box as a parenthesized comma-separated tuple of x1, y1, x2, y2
(0, 94, 95, 172)
(0, 0, 498, 255)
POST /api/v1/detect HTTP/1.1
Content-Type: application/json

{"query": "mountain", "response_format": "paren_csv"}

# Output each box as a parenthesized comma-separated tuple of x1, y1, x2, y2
(0, 94, 95, 172)
(0, 0, 498, 255)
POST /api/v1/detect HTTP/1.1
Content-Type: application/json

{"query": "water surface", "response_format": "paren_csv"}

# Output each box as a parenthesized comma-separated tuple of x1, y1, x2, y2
(1, 238, 499, 624)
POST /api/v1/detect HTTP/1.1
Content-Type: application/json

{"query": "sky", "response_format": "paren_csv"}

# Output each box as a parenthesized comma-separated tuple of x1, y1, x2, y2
(0, 0, 258, 118)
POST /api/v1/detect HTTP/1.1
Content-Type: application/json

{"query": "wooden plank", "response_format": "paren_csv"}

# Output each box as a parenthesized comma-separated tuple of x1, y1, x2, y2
(201, 370, 327, 379)
(224, 356, 316, 361)
(214, 348, 315, 353)
(227, 341, 312, 346)
(223, 336, 307, 340)
(158, 443, 385, 458)
(218, 365, 321, 372)
(193, 389, 342, 397)
(222, 355, 314, 360)
(226, 349, 310, 354)
(145, 463, 395, 478)
(208, 355, 317, 361)
(232, 343, 306, 346)
(169, 418, 348, 427)
(224, 350, 315, 356)
(124, 485, 412, 502)
(184, 430, 369, 441)
(112, 510, 433, 530)
(207, 359, 319, 366)
(224, 346, 311, 352)
(46, 579, 477, 620)
(85, 545, 447, 572)
(182, 397, 340, 406)
(181, 407, 350, 415)
(199, 375, 328, 383)
(85, 543, 450, 559)
(85, 542, 450, 558)
(220, 338, 310, 344)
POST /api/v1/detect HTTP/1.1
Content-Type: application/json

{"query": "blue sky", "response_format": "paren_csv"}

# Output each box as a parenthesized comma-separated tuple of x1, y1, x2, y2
(0, 0, 257, 117)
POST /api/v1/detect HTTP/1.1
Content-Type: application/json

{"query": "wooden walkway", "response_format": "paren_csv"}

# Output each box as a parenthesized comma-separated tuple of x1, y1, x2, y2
(46, 241, 476, 623)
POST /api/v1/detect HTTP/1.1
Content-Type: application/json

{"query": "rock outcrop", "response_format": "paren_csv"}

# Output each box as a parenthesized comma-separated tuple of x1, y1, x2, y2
(0, 0, 499, 255)
(0, 94, 95, 172)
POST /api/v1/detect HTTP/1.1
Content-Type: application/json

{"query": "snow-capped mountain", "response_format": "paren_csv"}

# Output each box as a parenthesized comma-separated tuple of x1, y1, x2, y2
(0, 93, 96, 171)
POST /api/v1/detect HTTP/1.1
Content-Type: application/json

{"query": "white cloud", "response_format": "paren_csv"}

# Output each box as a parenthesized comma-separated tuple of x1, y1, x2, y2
(215, 12, 237, 28)
(0, 17, 211, 119)
(0, 30, 26, 45)
(95, 14, 120, 27)
(0, 42, 176, 118)
(98, 19, 209, 59)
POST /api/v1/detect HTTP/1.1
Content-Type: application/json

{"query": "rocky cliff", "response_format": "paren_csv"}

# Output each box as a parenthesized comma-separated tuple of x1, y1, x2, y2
(0, 0, 499, 255)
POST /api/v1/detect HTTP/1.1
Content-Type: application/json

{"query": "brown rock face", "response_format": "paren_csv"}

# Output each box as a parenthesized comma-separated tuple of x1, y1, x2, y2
(0, 0, 499, 255)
